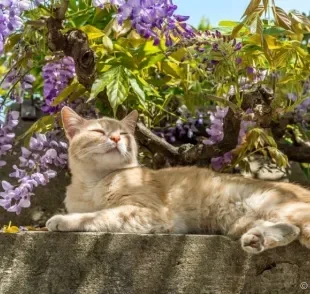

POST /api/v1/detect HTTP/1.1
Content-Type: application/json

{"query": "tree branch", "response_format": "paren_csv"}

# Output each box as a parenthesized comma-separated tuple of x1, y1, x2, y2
(135, 108, 241, 167)
(46, 0, 96, 89)
(277, 142, 310, 163)
(135, 122, 179, 161)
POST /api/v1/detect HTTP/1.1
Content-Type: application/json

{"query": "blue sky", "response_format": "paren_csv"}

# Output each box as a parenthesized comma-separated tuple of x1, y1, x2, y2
(174, 0, 310, 27)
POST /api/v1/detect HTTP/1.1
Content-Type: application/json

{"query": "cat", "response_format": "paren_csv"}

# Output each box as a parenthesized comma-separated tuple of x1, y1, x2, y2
(46, 106, 310, 254)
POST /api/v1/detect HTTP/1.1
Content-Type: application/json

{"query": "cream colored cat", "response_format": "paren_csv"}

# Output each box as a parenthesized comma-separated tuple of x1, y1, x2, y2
(46, 106, 310, 254)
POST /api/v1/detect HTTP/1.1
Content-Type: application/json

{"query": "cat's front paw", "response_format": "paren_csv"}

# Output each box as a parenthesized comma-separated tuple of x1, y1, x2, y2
(241, 230, 265, 254)
(46, 215, 68, 231)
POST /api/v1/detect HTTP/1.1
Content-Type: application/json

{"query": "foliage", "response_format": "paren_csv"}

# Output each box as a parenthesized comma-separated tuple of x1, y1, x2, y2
(0, 0, 310, 214)
(197, 17, 212, 31)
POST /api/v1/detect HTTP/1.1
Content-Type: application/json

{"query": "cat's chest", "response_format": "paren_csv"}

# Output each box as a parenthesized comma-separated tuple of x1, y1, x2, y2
(65, 182, 109, 213)
(65, 173, 134, 213)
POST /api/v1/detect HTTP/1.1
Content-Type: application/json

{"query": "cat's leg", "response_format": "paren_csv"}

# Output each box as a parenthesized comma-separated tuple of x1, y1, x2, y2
(46, 205, 170, 233)
(275, 202, 310, 249)
(241, 221, 300, 254)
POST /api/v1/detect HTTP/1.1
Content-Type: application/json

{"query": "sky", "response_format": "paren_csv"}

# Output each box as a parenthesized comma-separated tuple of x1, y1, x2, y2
(174, 0, 310, 28)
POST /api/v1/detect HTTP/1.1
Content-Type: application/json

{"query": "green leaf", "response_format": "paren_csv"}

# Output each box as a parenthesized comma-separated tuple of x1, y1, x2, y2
(114, 44, 133, 57)
(106, 66, 129, 115)
(72, 13, 93, 27)
(136, 75, 160, 97)
(4, 33, 22, 53)
(263, 0, 269, 11)
(263, 26, 287, 35)
(102, 35, 113, 52)
(113, 19, 132, 38)
(69, 0, 78, 11)
(88, 73, 113, 102)
(255, 17, 264, 36)
(267, 147, 288, 167)
(17, 116, 56, 146)
(138, 54, 165, 70)
(266, 135, 277, 147)
(124, 69, 146, 107)
(260, 149, 267, 157)
(218, 20, 240, 27)
(169, 48, 187, 62)
(231, 23, 245, 38)
(290, 11, 310, 26)
(272, 6, 292, 30)
(51, 80, 81, 106)
(161, 61, 182, 78)
(138, 40, 162, 57)
(241, 0, 262, 18)
(78, 0, 88, 10)
(80, 25, 105, 40)
(69, 86, 87, 102)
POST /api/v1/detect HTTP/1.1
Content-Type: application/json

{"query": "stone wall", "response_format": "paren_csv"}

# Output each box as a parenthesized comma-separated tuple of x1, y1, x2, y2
(0, 233, 310, 294)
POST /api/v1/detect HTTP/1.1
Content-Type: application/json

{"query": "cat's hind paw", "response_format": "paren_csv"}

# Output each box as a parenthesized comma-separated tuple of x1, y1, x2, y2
(241, 230, 265, 254)
(241, 223, 300, 254)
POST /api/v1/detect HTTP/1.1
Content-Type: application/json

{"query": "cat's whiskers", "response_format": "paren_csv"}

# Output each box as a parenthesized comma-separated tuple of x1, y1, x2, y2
(121, 151, 131, 162)
(72, 143, 111, 159)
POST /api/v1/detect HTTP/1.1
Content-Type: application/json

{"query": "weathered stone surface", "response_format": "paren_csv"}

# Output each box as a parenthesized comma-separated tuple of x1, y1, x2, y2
(0, 232, 310, 294)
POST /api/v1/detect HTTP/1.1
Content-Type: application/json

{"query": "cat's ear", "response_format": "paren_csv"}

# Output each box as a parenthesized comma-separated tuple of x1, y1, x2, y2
(61, 106, 85, 139)
(121, 110, 138, 133)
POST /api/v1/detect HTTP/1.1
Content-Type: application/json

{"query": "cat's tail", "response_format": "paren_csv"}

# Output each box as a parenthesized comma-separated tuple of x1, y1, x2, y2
(276, 182, 310, 203)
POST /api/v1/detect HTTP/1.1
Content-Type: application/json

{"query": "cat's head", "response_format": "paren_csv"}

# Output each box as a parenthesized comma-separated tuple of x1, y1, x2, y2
(61, 106, 139, 170)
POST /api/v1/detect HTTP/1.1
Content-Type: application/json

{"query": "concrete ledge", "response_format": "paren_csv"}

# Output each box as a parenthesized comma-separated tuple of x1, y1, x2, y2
(0, 233, 310, 294)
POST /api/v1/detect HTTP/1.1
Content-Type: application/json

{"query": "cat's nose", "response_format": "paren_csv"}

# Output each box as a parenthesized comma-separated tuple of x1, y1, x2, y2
(110, 134, 120, 143)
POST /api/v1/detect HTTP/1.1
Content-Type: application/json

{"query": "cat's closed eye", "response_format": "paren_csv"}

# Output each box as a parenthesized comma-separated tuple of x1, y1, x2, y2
(120, 132, 128, 135)
(91, 129, 106, 135)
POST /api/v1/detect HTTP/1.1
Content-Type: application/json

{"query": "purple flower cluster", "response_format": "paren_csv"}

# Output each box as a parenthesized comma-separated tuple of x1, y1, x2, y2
(211, 151, 233, 171)
(295, 97, 310, 124)
(201, 106, 232, 171)
(287, 85, 310, 126)
(0, 0, 37, 55)
(41, 56, 75, 114)
(1, 68, 36, 103)
(0, 110, 19, 168)
(0, 130, 68, 214)
(203, 107, 256, 171)
(152, 112, 205, 143)
(93, 0, 194, 46)
(196, 30, 243, 55)
(93, 0, 124, 7)
(193, 31, 243, 73)
(238, 113, 256, 145)
(204, 30, 242, 52)
(203, 106, 228, 145)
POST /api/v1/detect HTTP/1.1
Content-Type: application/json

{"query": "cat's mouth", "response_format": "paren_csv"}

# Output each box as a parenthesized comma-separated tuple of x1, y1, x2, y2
(106, 147, 120, 154)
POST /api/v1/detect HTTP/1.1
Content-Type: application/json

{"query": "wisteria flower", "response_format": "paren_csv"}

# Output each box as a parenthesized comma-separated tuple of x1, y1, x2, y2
(41, 56, 75, 114)
(93, 0, 194, 46)
(203, 106, 228, 145)
(0, 128, 69, 214)
(0, 111, 19, 168)
(0, 0, 39, 55)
